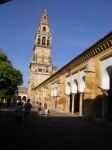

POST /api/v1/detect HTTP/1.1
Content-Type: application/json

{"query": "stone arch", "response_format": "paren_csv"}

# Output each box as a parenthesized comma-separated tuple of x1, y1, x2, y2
(22, 96, 27, 101)
(107, 66, 112, 89)
(79, 69, 85, 92)
(38, 38, 41, 44)
(43, 26, 46, 31)
(66, 82, 70, 95)
(72, 73, 78, 94)
(80, 76, 85, 92)
(54, 84, 57, 96)
(72, 79, 78, 93)
(42, 36, 46, 45)
(51, 87, 54, 97)
(101, 57, 112, 114)
(47, 39, 50, 45)
(17, 95, 21, 100)
(66, 76, 70, 95)
(72, 79, 79, 113)
(101, 57, 112, 89)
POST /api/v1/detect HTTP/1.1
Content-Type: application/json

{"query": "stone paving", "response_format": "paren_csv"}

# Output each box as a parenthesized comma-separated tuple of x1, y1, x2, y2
(1, 106, 112, 150)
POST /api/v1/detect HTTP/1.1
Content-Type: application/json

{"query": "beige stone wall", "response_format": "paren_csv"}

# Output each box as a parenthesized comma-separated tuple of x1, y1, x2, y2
(32, 32, 112, 119)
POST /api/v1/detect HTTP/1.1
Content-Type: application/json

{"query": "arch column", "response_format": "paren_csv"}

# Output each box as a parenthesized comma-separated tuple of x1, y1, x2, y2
(54, 96, 56, 110)
(42, 97, 45, 106)
(51, 96, 54, 109)
(72, 93, 75, 114)
(51, 96, 55, 109)
(66, 94, 69, 112)
(79, 92, 83, 116)
(100, 88, 108, 119)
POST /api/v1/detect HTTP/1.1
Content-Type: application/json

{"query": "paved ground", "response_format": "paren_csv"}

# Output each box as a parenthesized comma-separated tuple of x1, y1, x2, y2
(0, 106, 112, 150)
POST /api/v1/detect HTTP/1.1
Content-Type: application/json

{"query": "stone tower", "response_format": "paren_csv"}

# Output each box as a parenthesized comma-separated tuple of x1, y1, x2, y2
(28, 9, 56, 101)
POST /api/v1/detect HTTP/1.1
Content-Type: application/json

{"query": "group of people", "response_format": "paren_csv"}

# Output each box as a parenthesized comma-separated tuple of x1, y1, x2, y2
(37, 101, 49, 116)
(14, 99, 32, 124)
(14, 99, 49, 124)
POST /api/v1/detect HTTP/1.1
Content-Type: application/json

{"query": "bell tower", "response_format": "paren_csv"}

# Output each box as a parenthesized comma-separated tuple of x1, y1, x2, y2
(28, 9, 56, 100)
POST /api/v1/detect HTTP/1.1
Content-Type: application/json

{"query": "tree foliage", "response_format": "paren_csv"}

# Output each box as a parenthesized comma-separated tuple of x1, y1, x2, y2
(0, 49, 23, 99)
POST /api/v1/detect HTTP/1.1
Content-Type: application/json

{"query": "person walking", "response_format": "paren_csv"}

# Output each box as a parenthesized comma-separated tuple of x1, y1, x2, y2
(38, 102, 42, 115)
(14, 102, 23, 124)
(17, 99, 23, 119)
(44, 102, 49, 116)
(24, 99, 32, 123)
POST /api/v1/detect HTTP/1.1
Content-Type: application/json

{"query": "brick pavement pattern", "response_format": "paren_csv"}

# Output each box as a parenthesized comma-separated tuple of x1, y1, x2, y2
(0, 106, 112, 150)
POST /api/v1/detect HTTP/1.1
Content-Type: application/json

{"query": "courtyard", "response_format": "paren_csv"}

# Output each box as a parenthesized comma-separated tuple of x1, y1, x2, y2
(0, 106, 112, 149)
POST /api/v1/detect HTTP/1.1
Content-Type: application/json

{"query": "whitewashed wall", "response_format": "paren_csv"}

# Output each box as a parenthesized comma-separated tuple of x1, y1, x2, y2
(72, 73, 78, 93)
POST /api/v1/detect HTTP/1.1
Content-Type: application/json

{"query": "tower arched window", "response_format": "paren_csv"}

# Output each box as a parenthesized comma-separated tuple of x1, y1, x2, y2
(38, 38, 40, 44)
(43, 27, 46, 32)
(42, 37, 46, 45)
(47, 40, 50, 45)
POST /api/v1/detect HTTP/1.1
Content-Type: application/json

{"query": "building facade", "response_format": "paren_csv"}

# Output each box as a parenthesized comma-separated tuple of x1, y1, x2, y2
(28, 10, 112, 120)
(16, 87, 27, 101)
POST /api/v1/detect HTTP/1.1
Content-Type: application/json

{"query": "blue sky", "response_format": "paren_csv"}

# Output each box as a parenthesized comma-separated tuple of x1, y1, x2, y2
(0, 0, 112, 87)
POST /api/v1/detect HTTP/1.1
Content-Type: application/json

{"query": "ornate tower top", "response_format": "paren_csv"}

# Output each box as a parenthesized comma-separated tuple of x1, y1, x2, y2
(35, 9, 52, 48)
(40, 9, 49, 24)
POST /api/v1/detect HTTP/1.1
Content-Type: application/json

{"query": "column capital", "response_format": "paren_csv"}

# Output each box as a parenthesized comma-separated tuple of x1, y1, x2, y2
(98, 87, 108, 94)
(79, 92, 83, 94)
(84, 88, 91, 94)
(65, 93, 70, 96)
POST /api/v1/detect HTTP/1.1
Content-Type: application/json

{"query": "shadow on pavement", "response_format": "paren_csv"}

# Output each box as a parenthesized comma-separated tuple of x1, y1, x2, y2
(0, 107, 112, 149)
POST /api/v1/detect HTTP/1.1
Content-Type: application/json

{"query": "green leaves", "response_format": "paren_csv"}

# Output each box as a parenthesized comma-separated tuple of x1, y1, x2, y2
(0, 50, 23, 99)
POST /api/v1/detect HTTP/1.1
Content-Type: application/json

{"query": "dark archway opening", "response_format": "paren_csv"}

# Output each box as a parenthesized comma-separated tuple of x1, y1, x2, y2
(107, 66, 112, 113)
(69, 93, 79, 113)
